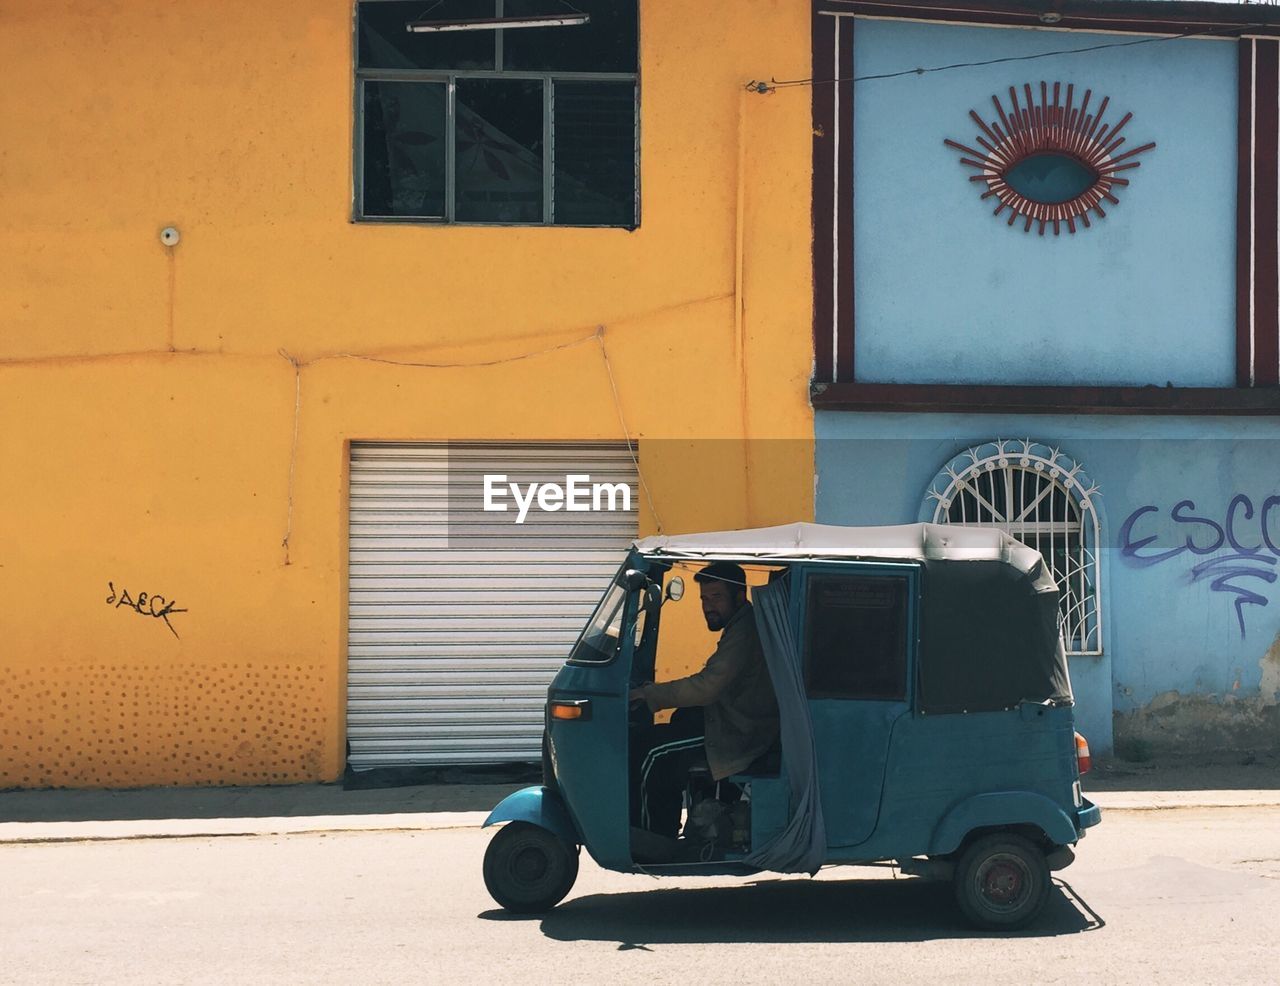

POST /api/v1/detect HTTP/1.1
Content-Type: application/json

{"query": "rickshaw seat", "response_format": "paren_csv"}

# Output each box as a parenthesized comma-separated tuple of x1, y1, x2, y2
(684, 755, 789, 850)
(687, 744, 782, 789)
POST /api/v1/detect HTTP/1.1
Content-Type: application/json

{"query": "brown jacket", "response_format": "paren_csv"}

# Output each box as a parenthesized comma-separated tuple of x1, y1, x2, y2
(641, 602, 780, 780)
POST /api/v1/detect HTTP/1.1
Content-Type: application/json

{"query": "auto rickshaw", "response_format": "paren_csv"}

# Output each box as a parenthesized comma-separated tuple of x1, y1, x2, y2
(481, 523, 1101, 930)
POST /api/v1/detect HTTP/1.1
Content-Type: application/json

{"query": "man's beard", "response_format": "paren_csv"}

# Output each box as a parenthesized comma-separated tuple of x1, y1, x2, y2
(704, 612, 725, 631)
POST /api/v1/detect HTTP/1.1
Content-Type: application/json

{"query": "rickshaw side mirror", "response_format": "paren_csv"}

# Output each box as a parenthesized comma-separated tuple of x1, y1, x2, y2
(623, 569, 649, 591)
(665, 576, 685, 603)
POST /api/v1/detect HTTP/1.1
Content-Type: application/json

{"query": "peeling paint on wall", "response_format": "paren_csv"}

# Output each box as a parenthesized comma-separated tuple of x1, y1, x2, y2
(1260, 631, 1280, 704)
(1114, 631, 1280, 757)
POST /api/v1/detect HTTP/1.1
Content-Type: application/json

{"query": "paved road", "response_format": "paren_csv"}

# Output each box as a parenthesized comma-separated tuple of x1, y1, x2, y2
(4, 805, 1279, 985)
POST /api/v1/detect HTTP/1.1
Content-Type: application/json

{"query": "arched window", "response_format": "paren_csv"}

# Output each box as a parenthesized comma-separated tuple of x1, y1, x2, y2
(923, 440, 1102, 656)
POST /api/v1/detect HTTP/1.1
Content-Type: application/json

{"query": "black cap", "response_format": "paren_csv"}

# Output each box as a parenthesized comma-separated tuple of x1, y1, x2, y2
(694, 561, 747, 589)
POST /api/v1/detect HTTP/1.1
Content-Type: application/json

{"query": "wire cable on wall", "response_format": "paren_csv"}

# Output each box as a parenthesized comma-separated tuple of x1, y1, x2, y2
(595, 326, 664, 534)
(274, 321, 667, 562)
(325, 330, 600, 369)
(745, 24, 1252, 94)
(278, 349, 303, 566)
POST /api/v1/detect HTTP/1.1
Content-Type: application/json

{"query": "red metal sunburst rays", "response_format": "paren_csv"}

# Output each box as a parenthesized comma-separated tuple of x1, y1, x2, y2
(945, 82, 1156, 235)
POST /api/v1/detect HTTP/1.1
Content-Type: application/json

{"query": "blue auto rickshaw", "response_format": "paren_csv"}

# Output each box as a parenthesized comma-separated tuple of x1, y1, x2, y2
(482, 523, 1100, 930)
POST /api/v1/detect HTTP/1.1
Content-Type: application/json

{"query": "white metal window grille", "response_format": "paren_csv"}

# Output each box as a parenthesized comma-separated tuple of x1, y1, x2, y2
(925, 440, 1102, 656)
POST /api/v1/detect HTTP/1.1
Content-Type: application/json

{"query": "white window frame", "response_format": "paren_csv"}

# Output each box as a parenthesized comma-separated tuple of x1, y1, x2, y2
(924, 439, 1103, 657)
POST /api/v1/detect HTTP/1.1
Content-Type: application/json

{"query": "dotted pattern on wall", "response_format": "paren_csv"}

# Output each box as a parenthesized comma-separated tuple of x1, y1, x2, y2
(0, 663, 332, 789)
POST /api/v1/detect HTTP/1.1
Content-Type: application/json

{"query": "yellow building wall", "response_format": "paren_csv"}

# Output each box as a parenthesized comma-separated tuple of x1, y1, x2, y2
(0, 0, 815, 787)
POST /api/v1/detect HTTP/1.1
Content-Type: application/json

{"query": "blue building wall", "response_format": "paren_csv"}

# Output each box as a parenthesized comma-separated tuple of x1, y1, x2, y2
(851, 20, 1238, 388)
(815, 412, 1280, 755)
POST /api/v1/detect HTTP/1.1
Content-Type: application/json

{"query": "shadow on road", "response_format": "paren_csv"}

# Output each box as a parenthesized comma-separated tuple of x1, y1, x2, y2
(480, 874, 1104, 945)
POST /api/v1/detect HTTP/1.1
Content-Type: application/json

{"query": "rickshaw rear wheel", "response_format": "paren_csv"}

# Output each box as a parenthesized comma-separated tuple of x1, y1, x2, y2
(953, 833, 1050, 931)
(483, 821, 579, 913)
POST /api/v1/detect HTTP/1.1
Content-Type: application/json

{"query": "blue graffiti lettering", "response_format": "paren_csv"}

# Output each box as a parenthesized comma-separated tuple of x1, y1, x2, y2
(1226, 494, 1265, 555)
(1119, 495, 1280, 639)
(1189, 554, 1278, 638)
(1262, 495, 1280, 555)
(1170, 499, 1225, 555)
(1118, 505, 1185, 567)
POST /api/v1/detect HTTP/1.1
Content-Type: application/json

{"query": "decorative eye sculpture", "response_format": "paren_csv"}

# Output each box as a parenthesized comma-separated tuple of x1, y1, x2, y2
(945, 82, 1155, 235)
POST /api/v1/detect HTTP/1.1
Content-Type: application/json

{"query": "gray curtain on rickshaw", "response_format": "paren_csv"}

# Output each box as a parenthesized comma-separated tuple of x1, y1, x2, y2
(744, 577, 827, 873)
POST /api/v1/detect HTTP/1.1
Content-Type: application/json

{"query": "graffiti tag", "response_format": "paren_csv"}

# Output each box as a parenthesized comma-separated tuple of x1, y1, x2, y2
(106, 582, 187, 639)
(1119, 494, 1280, 639)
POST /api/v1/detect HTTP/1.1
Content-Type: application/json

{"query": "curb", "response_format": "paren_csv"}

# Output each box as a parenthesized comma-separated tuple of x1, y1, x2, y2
(4, 796, 1279, 845)
(0, 810, 490, 845)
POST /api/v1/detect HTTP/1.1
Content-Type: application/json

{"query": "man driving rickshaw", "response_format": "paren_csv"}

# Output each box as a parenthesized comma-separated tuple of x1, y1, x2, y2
(627, 561, 780, 838)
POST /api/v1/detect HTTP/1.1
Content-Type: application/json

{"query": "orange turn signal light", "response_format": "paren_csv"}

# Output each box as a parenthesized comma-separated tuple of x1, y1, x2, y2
(1075, 731, 1092, 775)
(550, 700, 590, 721)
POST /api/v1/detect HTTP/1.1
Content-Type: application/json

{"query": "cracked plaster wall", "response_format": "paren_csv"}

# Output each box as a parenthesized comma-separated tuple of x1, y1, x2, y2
(1114, 632, 1280, 756)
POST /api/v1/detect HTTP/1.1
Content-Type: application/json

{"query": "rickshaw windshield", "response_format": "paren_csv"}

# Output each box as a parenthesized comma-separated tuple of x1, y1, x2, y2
(567, 580, 629, 666)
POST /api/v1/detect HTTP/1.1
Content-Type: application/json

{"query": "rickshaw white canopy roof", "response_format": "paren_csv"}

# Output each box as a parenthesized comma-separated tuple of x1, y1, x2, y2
(635, 522, 1044, 574)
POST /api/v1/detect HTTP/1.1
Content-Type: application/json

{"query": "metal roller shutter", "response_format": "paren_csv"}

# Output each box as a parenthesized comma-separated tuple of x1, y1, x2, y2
(347, 441, 639, 768)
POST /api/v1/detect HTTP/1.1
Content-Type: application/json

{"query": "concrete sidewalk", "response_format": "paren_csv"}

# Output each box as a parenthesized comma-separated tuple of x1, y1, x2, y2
(2, 763, 1279, 844)
(0, 781, 516, 843)
(0, 808, 494, 843)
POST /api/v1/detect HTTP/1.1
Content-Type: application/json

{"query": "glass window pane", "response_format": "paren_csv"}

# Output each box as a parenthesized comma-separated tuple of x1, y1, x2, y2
(358, 0, 496, 71)
(568, 580, 630, 665)
(804, 575, 908, 700)
(455, 79, 544, 223)
(362, 81, 447, 219)
(552, 81, 635, 226)
(503, 0, 637, 73)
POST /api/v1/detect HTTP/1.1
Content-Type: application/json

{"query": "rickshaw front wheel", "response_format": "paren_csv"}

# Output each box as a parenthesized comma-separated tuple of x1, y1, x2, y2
(953, 833, 1050, 931)
(483, 821, 579, 913)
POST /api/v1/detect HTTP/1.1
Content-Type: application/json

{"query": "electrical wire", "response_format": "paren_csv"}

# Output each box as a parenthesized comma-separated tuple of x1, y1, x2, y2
(278, 349, 303, 567)
(596, 326, 664, 535)
(746, 23, 1253, 94)
(273, 322, 668, 560)
(326, 330, 599, 369)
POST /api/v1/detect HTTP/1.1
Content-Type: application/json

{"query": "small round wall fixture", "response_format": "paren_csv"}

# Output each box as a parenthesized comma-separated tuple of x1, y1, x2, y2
(944, 82, 1155, 235)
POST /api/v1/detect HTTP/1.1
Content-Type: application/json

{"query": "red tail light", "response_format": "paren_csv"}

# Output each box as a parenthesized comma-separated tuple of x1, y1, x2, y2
(1075, 732, 1092, 775)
